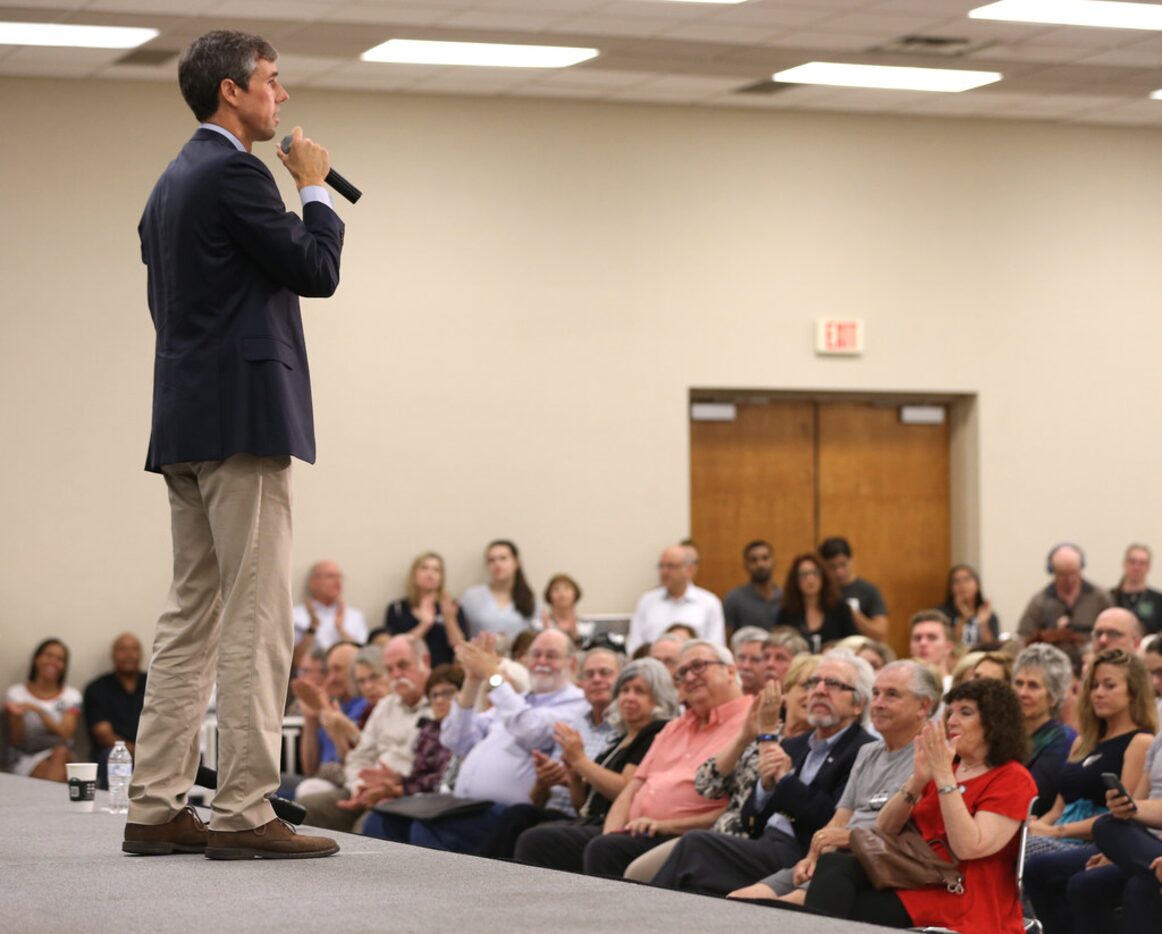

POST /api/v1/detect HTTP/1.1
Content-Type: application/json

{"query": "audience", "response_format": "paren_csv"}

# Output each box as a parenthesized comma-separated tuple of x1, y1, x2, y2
(763, 628, 809, 686)
(1090, 606, 1144, 654)
(831, 634, 895, 671)
(1110, 543, 1162, 636)
(780, 653, 822, 739)
(804, 678, 1036, 934)
(951, 650, 1012, 688)
(908, 610, 956, 691)
(626, 545, 725, 654)
(291, 642, 369, 794)
(459, 539, 538, 641)
(938, 564, 999, 647)
(1024, 648, 1157, 934)
(1018, 543, 1113, 640)
(385, 551, 466, 667)
(1145, 637, 1162, 723)
(292, 559, 368, 667)
(775, 553, 856, 654)
(1013, 643, 1076, 817)
(730, 627, 769, 695)
(647, 634, 684, 675)
(82, 633, 146, 788)
(4, 638, 81, 782)
(723, 540, 782, 634)
(541, 573, 588, 644)
(818, 537, 889, 642)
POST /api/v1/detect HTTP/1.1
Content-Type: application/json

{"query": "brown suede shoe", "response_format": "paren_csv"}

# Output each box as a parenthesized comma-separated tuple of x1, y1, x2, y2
(205, 818, 340, 860)
(123, 806, 208, 855)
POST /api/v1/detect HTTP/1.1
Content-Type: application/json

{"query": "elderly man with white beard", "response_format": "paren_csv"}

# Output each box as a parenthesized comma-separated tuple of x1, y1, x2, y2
(299, 635, 431, 832)
(407, 630, 588, 853)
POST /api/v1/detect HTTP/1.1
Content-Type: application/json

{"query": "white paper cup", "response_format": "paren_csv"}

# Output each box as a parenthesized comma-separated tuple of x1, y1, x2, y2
(66, 762, 98, 812)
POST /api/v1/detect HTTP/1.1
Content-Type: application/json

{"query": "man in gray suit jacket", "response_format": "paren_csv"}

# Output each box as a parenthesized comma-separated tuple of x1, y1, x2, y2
(124, 30, 344, 860)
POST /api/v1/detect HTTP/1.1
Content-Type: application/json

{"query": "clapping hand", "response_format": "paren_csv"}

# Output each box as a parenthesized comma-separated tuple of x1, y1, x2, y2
(758, 681, 783, 733)
(456, 633, 500, 681)
(553, 722, 585, 766)
(917, 720, 957, 783)
(758, 741, 792, 790)
(291, 678, 327, 717)
(531, 749, 569, 788)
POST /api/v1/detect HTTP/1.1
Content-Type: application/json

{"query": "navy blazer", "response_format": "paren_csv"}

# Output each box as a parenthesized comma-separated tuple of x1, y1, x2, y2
(140, 128, 344, 472)
(741, 722, 873, 850)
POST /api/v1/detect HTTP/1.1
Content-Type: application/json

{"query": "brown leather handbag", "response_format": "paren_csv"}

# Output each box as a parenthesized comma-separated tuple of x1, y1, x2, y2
(849, 824, 965, 895)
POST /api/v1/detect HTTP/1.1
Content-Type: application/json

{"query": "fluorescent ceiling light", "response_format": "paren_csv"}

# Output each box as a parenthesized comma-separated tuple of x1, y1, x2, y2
(1150, 88, 1162, 99)
(362, 39, 598, 68)
(773, 62, 1002, 93)
(970, 1, 1162, 31)
(0, 22, 158, 49)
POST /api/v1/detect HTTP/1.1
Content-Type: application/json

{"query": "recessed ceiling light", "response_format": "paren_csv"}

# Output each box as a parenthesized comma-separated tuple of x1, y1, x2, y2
(0, 22, 158, 49)
(773, 62, 1002, 93)
(361, 39, 598, 68)
(970, 1, 1162, 31)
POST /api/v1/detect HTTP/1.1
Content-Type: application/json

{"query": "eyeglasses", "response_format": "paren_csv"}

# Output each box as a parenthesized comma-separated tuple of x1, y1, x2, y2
(580, 668, 617, 681)
(797, 568, 822, 579)
(528, 650, 564, 662)
(429, 688, 457, 701)
(803, 676, 856, 693)
(673, 659, 726, 684)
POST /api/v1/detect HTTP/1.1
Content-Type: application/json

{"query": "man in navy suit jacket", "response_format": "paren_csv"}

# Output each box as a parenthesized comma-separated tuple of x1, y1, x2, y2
(650, 652, 874, 895)
(123, 30, 344, 861)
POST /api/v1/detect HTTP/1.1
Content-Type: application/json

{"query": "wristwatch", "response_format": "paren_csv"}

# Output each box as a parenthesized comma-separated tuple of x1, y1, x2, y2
(937, 784, 960, 796)
(488, 672, 505, 690)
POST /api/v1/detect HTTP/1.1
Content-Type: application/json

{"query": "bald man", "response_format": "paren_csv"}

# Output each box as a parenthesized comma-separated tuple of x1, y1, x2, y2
(626, 545, 725, 654)
(292, 559, 368, 665)
(83, 633, 147, 788)
(1090, 607, 1145, 654)
(1018, 544, 1112, 640)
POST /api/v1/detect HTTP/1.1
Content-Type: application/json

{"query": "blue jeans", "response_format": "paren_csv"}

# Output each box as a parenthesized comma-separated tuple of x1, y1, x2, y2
(408, 803, 508, 854)
(1024, 844, 1097, 934)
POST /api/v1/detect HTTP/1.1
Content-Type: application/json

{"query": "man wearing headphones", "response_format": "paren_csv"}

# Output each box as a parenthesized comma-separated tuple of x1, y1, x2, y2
(1017, 543, 1112, 641)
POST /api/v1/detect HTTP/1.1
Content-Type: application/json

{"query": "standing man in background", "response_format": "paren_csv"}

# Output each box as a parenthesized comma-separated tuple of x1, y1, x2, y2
(124, 29, 345, 860)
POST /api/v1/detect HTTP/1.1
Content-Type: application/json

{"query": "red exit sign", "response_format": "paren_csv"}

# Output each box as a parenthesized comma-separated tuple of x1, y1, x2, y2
(815, 318, 865, 356)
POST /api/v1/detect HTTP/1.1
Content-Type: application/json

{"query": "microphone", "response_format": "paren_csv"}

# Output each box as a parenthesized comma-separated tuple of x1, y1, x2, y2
(280, 135, 362, 204)
(195, 764, 308, 825)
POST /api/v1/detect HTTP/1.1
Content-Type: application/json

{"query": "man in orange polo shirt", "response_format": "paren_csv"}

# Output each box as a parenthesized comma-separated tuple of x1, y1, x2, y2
(582, 640, 751, 878)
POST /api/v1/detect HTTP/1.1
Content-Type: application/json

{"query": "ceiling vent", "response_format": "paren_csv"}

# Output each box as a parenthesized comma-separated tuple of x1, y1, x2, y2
(115, 47, 179, 67)
(875, 35, 994, 57)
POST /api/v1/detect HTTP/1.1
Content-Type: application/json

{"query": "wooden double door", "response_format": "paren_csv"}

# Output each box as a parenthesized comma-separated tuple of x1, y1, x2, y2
(690, 399, 950, 659)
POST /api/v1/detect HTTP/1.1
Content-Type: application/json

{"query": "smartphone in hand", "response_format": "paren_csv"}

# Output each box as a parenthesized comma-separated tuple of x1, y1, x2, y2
(1101, 772, 1137, 812)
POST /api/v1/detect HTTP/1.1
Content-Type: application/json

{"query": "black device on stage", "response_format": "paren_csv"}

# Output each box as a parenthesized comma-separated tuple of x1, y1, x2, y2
(194, 764, 307, 825)
(279, 136, 362, 204)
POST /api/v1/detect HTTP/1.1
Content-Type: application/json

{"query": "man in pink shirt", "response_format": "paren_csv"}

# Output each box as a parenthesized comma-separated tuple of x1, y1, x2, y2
(582, 640, 750, 878)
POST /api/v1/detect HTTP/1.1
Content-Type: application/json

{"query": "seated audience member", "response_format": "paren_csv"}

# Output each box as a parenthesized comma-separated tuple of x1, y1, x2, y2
(1027, 629, 1087, 733)
(1090, 606, 1144, 655)
(648, 634, 684, 675)
(1013, 643, 1076, 817)
(831, 635, 895, 672)
(579, 640, 752, 878)
(459, 539, 538, 641)
(951, 650, 1012, 688)
(666, 623, 698, 641)
(364, 627, 392, 648)
(360, 664, 465, 841)
(776, 553, 856, 654)
(1110, 543, 1162, 636)
(1146, 636, 1162, 723)
(731, 627, 770, 696)
(818, 537, 889, 642)
(385, 551, 467, 668)
(723, 540, 782, 634)
(1070, 729, 1162, 931)
(514, 659, 679, 871)
(939, 564, 1000, 647)
(83, 633, 146, 788)
(909, 610, 956, 692)
(1018, 543, 1112, 641)
(729, 660, 939, 903)
(650, 651, 874, 894)
(541, 573, 590, 645)
(408, 630, 587, 853)
(781, 653, 822, 739)
(292, 560, 368, 668)
(4, 639, 81, 782)
(299, 636, 431, 832)
(287, 645, 327, 716)
(805, 678, 1036, 934)
(763, 628, 809, 686)
(1024, 648, 1157, 934)
(509, 629, 537, 668)
(291, 643, 374, 797)
(625, 545, 725, 654)
(476, 647, 623, 857)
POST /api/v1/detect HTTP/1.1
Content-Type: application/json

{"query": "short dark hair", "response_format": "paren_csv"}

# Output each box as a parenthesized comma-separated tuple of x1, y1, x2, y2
(427, 664, 464, 696)
(818, 537, 852, 560)
(743, 539, 772, 559)
(543, 573, 582, 606)
(178, 30, 277, 122)
(943, 677, 1029, 767)
(27, 638, 68, 686)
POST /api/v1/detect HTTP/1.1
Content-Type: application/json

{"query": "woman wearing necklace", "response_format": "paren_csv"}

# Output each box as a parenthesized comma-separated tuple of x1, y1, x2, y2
(775, 554, 856, 655)
(804, 678, 1036, 934)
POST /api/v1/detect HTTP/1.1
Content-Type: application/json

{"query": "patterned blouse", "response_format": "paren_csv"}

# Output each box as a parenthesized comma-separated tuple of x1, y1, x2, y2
(693, 739, 760, 836)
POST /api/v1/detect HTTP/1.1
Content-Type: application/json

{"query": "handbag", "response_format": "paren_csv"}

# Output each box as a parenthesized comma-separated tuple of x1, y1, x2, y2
(849, 823, 965, 895)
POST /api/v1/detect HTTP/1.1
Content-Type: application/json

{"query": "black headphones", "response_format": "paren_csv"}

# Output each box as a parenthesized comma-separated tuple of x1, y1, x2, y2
(1046, 542, 1086, 574)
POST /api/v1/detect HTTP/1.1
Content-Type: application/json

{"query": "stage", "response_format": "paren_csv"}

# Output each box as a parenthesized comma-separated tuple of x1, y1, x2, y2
(0, 774, 887, 932)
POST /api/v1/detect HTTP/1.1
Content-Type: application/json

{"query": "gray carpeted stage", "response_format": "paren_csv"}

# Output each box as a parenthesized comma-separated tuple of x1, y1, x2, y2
(1, 773, 889, 933)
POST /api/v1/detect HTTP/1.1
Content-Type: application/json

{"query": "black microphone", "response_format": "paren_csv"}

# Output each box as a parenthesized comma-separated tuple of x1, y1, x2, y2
(194, 764, 307, 825)
(280, 135, 362, 204)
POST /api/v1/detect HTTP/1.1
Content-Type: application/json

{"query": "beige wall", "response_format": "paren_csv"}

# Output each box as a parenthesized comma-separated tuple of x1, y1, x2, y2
(2, 76, 1159, 695)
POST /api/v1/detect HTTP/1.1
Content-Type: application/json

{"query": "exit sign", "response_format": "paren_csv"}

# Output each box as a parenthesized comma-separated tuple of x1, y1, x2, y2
(816, 318, 865, 356)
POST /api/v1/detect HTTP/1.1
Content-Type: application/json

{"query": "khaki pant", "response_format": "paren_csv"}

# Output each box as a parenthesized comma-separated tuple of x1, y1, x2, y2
(128, 454, 294, 832)
(298, 785, 362, 833)
(624, 836, 680, 882)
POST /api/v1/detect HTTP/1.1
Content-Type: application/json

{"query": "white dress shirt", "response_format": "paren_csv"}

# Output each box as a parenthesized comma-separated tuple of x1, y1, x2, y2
(625, 584, 726, 654)
(293, 599, 368, 649)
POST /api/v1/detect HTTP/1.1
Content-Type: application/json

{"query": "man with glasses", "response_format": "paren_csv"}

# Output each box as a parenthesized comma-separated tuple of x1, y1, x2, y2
(731, 628, 770, 696)
(649, 651, 873, 896)
(626, 545, 725, 654)
(581, 640, 751, 878)
(1090, 607, 1144, 654)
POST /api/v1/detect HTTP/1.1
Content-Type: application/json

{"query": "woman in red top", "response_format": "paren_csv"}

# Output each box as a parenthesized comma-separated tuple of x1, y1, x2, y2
(804, 678, 1036, 934)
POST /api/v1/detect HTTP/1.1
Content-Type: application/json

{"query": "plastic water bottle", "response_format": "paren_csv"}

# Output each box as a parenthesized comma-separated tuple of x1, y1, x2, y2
(107, 741, 132, 814)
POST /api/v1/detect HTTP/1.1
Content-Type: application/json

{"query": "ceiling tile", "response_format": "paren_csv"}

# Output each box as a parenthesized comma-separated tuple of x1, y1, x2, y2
(319, 3, 452, 27)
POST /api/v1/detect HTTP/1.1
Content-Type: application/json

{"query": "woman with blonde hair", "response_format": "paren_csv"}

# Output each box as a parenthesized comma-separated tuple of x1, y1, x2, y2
(385, 552, 466, 667)
(781, 653, 822, 740)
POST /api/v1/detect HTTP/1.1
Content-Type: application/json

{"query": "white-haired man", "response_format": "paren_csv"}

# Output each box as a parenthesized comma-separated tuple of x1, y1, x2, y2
(731, 627, 769, 696)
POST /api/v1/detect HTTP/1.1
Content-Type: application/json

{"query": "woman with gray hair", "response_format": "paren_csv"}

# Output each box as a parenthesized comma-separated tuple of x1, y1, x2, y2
(513, 659, 678, 872)
(1013, 642, 1075, 818)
